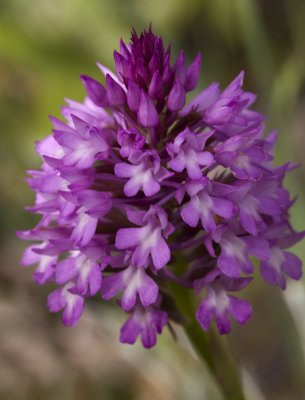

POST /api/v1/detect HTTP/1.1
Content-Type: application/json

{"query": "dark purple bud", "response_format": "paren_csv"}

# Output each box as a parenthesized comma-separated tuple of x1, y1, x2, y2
(113, 50, 128, 82)
(184, 52, 202, 92)
(162, 55, 173, 87)
(142, 30, 154, 61)
(173, 51, 186, 84)
(138, 91, 159, 127)
(119, 39, 130, 59)
(156, 37, 165, 58)
(106, 74, 126, 106)
(149, 71, 163, 99)
(167, 81, 186, 111)
(148, 50, 161, 74)
(80, 75, 108, 107)
(135, 59, 149, 82)
(127, 80, 141, 112)
(165, 44, 171, 57)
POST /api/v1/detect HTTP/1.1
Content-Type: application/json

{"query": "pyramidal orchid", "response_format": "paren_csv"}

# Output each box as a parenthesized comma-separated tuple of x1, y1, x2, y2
(19, 27, 304, 357)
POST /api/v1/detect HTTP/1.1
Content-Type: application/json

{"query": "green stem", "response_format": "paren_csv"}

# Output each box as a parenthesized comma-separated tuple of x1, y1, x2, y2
(170, 280, 246, 400)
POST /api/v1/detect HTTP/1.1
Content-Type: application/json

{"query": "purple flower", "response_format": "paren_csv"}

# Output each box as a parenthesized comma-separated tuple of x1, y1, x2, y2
(61, 97, 113, 129)
(70, 190, 112, 247)
(55, 250, 102, 296)
(21, 242, 57, 285)
(19, 26, 303, 347)
(203, 72, 250, 126)
(260, 247, 302, 289)
(48, 283, 85, 327)
(52, 115, 110, 169)
(120, 305, 168, 348)
(206, 225, 269, 278)
(115, 206, 173, 269)
(167, 128, 214, 179)
(117, 128, 145, 161)
(195, 269, 252, 334)
(178, 178, 234, 232)
(101, 265, 158, 310)
(215, 132, 266, 180)
(259, 222, 304, 289)
(115, 150, 171, 197)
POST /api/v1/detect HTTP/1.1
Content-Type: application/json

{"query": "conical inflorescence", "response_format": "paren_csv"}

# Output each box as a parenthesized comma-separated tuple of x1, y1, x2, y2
(19, 27, 304, 348)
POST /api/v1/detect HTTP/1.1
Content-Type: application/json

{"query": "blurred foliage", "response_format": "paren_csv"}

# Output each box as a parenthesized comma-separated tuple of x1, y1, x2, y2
(1, 0, 305, 399)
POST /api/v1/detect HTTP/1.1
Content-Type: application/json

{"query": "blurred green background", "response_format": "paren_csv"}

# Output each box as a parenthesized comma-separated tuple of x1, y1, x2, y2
(1, 1, 305, 399)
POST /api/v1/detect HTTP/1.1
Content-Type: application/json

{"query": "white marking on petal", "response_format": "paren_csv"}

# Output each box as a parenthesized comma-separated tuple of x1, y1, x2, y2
(241, 194, 259, 219)
(236, 153, 250, 170)
(38, 255, 54, 272)
(62, 283, 77, 317)
(184, 148, 197, 167)
(196, 192, 213, 219)
(79, 258, 92, 281)
(269, 247, 284, 272)
(124, 267, 142, 297)
(223, 235, 246, 263)
(140, 226, 159, 253)
(215, 289, 230, 313)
